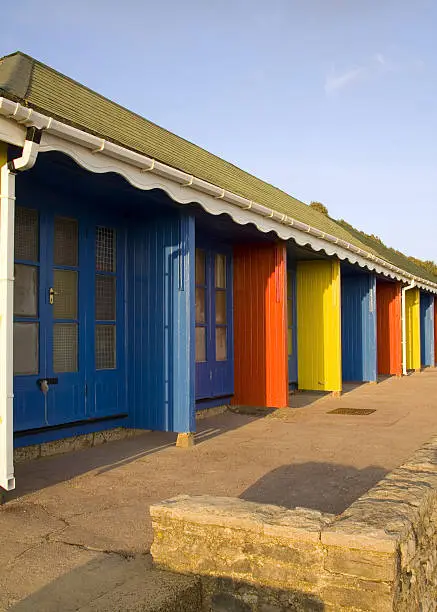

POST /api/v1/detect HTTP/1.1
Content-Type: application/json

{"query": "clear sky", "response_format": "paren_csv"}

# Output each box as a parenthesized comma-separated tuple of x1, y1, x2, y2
(2, 1, 436, 260)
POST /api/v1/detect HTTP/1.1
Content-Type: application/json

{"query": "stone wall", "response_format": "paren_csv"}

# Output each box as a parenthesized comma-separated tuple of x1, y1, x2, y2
(150, 435, 437, 611)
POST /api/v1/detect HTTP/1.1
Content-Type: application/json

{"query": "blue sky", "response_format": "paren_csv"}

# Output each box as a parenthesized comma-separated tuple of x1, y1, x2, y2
(2, 0, 436, 260)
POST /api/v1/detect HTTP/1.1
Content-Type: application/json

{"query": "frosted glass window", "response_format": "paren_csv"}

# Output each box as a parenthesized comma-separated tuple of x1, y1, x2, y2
(53, 323, 78, 372)
(96, 227, 116, 272)
(95, 325, 116, 369)
(195, 249, 206, 285)
(54, 217, 78, 266)
(216, 327, 227, 361)
(15, 207, 38, 262)
(95, 275, 116, 321)
(215, 292, 226, 324)
(195, 327, 206, 362)
(287, 271, 293, 299)
(287, 298, 293, 325)
(215, 254, 226, 288)
(14, 264, 38, 317)
(14, 322, 38, 375)
(195, 288, 206, 323)
(54, 270, 77, 319)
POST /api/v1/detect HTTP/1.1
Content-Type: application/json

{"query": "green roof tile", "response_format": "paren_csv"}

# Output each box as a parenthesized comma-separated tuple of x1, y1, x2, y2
(0, 51, 435, 285)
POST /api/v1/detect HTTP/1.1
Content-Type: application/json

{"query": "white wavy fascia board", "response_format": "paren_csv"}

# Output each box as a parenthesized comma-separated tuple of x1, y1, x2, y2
(1, 97, 436, 293)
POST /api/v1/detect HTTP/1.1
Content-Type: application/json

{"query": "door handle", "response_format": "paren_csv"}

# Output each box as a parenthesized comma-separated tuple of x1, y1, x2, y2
(48, 287, 57, 305)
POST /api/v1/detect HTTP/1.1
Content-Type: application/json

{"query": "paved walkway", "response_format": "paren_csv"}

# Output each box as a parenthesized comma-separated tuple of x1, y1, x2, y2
(1, 370, 437, 609)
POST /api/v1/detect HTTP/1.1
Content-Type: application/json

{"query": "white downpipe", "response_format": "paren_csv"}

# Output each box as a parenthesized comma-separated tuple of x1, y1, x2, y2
(0, 129, 40, 491)
(401, 281, 416, 376)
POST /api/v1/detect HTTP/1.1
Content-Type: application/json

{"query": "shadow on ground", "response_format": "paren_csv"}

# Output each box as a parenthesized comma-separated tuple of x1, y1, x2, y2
(240, 461, 388, 514)
(7, 412, 257, 501)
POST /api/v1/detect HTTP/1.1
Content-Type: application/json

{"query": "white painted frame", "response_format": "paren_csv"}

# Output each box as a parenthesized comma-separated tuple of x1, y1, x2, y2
(0, 164, 16, 490)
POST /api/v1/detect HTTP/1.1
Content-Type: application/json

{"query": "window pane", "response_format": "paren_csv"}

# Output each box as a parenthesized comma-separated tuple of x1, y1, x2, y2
(96, 325, 116, 369)
(287, 271, 293, 299)
(215, 291, 227, 324)
(195, 249, 206, 285)
(54, 217, 78, 266)
(53, 323, 78, 372)
(14, 264, 38, 317)
(195, 287, 206, 323)
(95, 275, 116, 321)
(288, 329, 293, 356)
(54, 270, 77, 320)
(96, 227, 116, 272)
(195, 327, 206, 362)
(15, 207, 39, 262)
(215, 254, 226, 288)
(14, 323, 38, 375)
(216, 327, 227, 361)
(287, 298, 293, 326)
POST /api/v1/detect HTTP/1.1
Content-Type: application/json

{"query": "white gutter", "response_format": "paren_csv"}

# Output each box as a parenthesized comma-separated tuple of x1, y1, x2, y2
(401, 281, 416, 376)
(0, 127, 41, 492)
(0, 97, 436, 293)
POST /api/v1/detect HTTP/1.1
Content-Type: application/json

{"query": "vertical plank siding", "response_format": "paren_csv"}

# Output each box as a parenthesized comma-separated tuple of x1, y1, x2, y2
(232, 243, 288, 408)
(341, 274, 377, 382)
(420, 292, 435, 367)
(127, 210, 195, 433)
(406, 287, 421, 371)
(297, 260, 342, 392)
(376, 281, 402, 376)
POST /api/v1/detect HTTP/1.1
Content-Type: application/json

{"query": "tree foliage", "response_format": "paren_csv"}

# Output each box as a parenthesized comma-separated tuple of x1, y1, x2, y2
(309, 201, 329, 215)
(336, 219, 437, 281)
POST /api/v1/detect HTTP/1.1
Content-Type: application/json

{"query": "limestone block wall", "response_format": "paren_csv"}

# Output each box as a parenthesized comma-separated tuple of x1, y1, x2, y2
(151, 435, 437, 611)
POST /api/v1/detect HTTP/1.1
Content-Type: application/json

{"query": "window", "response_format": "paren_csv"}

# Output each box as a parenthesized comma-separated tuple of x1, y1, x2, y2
(195, 249, 207, 362)
(53, 217, 79, 373)
(215, 254, 227, 361)
(13, 207, 39, 375)
(95, 227, 116, 369)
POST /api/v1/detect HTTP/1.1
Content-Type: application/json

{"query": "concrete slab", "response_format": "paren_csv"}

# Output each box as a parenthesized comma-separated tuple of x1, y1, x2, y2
(2, 370, 437, 608)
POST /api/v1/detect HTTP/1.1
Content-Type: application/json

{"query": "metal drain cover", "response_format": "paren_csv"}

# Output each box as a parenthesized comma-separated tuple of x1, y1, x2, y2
(327, 408, 376, 416)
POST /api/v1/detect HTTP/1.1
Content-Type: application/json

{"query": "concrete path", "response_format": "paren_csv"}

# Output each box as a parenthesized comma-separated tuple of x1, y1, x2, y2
(1, 370, 437, 609)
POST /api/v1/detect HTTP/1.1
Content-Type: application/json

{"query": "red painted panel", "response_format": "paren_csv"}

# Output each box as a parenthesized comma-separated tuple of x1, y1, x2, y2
(376, 281, 402, 376)
(232, 244, 288, 408)
(434, 298, 437, 365)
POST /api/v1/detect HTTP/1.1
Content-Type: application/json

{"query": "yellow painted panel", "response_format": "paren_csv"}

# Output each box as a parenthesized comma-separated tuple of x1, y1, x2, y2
(297, 260, 342, 392)
(406, 287, 421, 370)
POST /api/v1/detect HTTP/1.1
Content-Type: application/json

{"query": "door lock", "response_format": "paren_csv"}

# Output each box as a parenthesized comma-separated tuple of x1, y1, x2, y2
(49, 287, 56, 305)
(37, 379, 49, 395)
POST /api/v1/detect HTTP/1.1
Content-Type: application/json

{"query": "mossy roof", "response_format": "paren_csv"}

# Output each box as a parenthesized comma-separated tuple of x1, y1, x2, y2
(0, 51, 435, 284)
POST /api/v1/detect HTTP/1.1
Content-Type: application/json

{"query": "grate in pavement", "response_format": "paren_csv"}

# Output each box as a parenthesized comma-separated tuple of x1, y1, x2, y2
(327, 408, 376, 416)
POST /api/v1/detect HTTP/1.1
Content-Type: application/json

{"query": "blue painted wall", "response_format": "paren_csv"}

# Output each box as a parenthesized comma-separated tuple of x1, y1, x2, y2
(14, 153, 196, 446)
(341, 273, 377, 382)
(420, 292, 435, 367)
(127, 209, 195, 433)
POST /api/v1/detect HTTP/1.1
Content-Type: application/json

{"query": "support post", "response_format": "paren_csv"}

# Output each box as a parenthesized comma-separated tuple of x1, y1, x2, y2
(0, 148, 16, 491)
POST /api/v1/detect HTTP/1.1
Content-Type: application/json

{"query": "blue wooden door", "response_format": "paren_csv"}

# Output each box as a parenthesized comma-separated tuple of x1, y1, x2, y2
(195, 246, 233, 400)
(13, 206, 87, 430)
(287, 269, 298, 385)
(13, 202, 125, 433)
